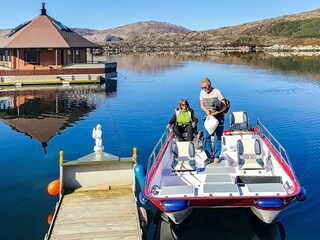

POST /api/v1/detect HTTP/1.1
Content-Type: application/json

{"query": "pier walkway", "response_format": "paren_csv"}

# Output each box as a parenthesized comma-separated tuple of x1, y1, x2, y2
(44, 150, 142, 240)
(49, 187, 140, 239)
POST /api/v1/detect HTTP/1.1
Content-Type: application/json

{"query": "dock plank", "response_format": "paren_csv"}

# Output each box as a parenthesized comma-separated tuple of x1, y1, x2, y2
(49, 187, 141, 240)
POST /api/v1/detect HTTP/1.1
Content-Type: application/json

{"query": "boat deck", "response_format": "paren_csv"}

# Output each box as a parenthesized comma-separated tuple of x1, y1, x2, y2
(156, 159, 287, 198)
(49, 187, 141, 240)
(147, 129, 295, 200)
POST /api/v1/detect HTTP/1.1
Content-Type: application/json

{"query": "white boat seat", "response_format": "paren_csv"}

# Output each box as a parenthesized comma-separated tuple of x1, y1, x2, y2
(172, 141, 196, 171)
(230, 111, 250, 131)
(237, 139, 264, 170)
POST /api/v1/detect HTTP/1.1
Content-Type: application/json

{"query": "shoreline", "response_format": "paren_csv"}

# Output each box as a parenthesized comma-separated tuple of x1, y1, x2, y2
(99, 44, 320, 55)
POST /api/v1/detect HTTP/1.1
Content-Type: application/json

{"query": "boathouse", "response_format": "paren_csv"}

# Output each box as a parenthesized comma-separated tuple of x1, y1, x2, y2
(0, 3, 116, 85)
(0, 3, 99, 70)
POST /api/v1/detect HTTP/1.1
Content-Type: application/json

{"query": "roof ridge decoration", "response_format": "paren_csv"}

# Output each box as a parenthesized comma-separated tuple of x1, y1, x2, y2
(41, 2, 47, 15)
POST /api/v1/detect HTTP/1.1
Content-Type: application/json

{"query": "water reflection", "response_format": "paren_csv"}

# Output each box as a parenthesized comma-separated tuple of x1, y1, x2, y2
(149, 208, 286, 240)
(96, 54, 186, 74)
(0, 84, 116, 154)
(100, 52, 320, 81)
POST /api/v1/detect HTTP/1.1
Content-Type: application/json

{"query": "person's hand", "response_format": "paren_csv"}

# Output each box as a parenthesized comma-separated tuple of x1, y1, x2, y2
(166, 124, 171, 129)
(192, 122, 197, 128)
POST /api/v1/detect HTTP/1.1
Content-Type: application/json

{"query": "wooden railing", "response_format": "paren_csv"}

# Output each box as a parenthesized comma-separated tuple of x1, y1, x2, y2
(0, 68, 105, 76)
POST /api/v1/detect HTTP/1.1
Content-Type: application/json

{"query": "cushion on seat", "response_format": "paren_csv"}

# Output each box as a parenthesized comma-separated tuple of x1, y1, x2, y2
(230, 111, 250, 130)
(237, 139, 264, 170)
(172, 141, 196, 171)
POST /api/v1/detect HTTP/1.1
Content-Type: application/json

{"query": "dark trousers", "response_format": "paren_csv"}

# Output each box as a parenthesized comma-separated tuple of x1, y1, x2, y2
(173, 124, 194, 141)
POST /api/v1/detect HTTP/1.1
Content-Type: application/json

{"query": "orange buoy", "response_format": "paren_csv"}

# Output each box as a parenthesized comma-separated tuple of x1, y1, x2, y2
(47, 212, 54, 225)
(47, 179, 60, 195)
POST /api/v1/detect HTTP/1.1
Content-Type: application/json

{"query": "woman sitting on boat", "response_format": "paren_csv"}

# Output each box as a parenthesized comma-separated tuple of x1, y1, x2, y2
(166, 99, 198, 141)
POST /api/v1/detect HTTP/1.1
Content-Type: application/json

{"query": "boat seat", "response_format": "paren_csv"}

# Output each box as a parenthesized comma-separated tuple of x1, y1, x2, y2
(172, 141, 196, 171)
(230, 111, 251, 131)
(237, 139, 264, 170)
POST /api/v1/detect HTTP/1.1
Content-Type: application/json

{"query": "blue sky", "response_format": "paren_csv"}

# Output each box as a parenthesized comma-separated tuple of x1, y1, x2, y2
(1, 0, 319, 31)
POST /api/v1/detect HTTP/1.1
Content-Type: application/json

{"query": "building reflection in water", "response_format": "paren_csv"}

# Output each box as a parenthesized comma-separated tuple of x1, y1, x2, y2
(0, 83, 116, 154)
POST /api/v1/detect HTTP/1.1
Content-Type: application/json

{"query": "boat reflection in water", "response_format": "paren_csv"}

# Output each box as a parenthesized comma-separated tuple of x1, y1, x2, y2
(151, 208, 285, 240)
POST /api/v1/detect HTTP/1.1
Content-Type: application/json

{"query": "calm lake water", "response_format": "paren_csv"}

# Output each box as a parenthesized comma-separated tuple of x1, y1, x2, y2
(0, 52, 319, 240)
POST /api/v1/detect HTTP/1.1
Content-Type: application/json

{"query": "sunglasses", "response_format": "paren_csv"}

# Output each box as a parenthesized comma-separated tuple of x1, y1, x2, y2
(181, 103, 188, 106)
(201, 86, 210, 89)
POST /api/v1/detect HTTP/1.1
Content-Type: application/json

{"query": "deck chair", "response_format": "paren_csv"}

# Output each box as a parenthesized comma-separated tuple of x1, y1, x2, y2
(237, 139, 264, 170)
(230, 111, 250, 131)
(172, 141, 196, 171)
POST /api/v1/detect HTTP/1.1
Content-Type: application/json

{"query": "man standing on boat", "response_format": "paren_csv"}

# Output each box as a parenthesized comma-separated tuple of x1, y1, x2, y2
(200, 77, 227, 164)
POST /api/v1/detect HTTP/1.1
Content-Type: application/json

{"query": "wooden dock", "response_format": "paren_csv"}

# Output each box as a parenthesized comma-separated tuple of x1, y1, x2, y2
(44, 150, 142, 240)
(0, 62, 117, 87)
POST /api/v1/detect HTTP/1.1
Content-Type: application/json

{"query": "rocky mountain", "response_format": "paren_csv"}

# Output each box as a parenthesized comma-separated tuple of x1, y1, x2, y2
(74, 8, 320, 51)
(72, 21, 191, 45)
(71, 28, 98, 36)
(100, 9, 320, 51)
(1, 9, 319, 51)
(0, 29, 10, 37)
(195, 8, 320, 47)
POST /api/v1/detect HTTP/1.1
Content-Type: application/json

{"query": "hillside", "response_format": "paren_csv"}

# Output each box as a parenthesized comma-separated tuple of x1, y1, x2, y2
(90, 9, 320, 51)
(73, 21, 191, 45)
(0, 29, 9, 37)
(198, 8, 320, 46)
(100, 8, 320, 51)
(1, 9, 320, 51)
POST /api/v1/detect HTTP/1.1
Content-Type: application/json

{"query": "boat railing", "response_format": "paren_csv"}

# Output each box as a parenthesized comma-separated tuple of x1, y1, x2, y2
(146, 128, 171, 173)
(256, 119, 298, 181)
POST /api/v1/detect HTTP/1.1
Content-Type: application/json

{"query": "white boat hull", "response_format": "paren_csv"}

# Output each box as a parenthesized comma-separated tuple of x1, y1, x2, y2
(162, 208, 193, 224)
(250, 207, 280, 224)
(162, 205, 281, 225)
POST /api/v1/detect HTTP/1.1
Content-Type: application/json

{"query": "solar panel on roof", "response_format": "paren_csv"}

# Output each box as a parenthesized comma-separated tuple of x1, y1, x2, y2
(52, 21, 70, 31)
(5, 21, 31, 37)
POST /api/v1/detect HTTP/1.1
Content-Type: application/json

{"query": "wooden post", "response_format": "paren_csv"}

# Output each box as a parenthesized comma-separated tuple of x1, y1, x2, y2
(59, 151, 64, 165)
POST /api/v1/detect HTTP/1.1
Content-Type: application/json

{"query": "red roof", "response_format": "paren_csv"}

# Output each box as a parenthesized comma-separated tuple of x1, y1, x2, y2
(0, 8, 98, 49)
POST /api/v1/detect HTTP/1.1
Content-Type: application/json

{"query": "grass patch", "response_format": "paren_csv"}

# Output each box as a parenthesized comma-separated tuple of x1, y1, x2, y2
(270, 18, 320, 38)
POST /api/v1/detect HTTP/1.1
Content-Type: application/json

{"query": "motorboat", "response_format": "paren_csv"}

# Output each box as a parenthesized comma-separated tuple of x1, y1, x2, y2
(135, 111, 306, 224)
